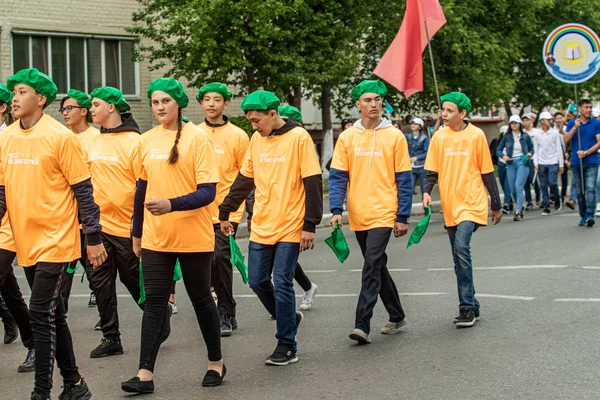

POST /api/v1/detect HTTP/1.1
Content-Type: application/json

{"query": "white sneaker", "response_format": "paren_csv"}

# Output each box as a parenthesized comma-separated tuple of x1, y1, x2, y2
(595, 203, 600, 217)
(299, 283, 318, 311)
(170, 302, 178, 314)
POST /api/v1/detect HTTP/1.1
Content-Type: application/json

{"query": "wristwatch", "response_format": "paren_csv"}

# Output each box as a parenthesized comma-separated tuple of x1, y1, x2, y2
(584, 150, 588, 156)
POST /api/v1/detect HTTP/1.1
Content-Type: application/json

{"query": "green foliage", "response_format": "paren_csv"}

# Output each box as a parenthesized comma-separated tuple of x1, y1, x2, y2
(229, 115, 254, 136)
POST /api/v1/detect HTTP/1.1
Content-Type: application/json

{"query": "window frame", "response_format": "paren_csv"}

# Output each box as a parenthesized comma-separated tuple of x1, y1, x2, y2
(11, 31, 140, 99)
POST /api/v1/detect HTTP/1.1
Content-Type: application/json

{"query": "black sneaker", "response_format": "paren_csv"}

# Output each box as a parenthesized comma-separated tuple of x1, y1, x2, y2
(455, 308, 477, 328)
(121, 376, 154, 394)
(88, 293, 96, 308)
(220, 315, 232, 337)
(454, 307, 480, 323)
(31, 392, 49, 400)
(18, 348, 35, 372)
(58, 378, 92, 400)
(542, 208, 551, 216)
(295, 311, 304, 328)
(587, 218, 595, 227)
(525, 202, 534, 211)
(501, 205, 511, 214)
(90, 338, 123, 358)
(555, 198, 563, 211)
(94, 320, 101, 331)
(265, 344, 298, 366)
(3, 316, 18, 344)
(513, 212, 523, 221)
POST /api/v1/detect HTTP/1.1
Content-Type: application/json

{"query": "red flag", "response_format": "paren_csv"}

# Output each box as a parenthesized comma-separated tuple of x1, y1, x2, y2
(374, 0, 446, 97)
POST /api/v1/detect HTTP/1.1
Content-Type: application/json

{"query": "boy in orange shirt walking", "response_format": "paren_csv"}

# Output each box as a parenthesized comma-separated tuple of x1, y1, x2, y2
(423, 92, 502, 328)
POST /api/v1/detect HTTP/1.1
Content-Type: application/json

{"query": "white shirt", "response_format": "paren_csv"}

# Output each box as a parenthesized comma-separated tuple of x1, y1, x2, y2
(533, 128, 564, 167)
(512, 133, 524, 158)
(0, 123, 6, 131)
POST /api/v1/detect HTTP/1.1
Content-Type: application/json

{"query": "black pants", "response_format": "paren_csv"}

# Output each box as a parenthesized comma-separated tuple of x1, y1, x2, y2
(24, 262, 81, 398)
(561, 167, 569, 198)
(294, 264, 312, 292)
(90, 232, 142, 341)
(140, 250, 221, 372)
(354, 228, 404, 335)
(0, 249, 33, 349)
(212, 223, 238, 317)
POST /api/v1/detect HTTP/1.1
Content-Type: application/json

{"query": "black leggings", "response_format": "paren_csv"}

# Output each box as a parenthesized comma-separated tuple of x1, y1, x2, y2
(294, 263, 312, 292)
(139, 250, 221, 372)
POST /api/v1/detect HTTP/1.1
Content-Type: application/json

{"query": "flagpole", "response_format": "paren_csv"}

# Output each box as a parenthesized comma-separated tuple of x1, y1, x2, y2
(424, 20, 441, 110)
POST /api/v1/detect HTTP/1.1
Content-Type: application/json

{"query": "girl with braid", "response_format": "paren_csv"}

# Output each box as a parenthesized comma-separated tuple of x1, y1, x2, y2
(122, 78, 224, 394)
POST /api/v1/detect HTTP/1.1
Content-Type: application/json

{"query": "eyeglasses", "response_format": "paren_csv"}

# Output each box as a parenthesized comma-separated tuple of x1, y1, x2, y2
(59, 105, 85, 113)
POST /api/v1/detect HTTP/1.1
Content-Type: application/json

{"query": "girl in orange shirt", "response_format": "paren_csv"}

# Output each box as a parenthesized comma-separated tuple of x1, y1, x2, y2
(121, 78, 224, 394)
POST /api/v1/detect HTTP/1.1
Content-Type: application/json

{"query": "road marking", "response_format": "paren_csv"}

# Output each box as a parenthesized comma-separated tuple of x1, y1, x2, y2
(477, 294, 535, 301)
(554, 298, 600, 302)
(427, 268, 452, 271)
(581, 266, 600, 270)
(427, 265, 566, 271)
(349, 268, 411, 272)
(297, 269, 338, 273)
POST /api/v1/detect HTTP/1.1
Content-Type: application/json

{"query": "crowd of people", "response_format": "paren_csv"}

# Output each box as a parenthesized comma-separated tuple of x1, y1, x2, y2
(0, 67, 592, 399)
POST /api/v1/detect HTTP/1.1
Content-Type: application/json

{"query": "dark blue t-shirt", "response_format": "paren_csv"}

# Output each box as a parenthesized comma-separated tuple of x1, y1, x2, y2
(566, 118, 600, 165)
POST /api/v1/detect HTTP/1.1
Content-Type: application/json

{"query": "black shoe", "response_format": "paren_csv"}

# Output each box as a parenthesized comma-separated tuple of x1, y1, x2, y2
(220, 315, 232, 337)
(265, 344, 298, 366)
(455, 308, 477, 328)
(454, 307, 480, 323)
(525, 202, 534, 211)
(31, 392, 49, 400)
(58, 378, 92, 400)
(555, 198, 563, 211)
(587, 218, 595, 227)
(541, 208, 551, 216)
(88, 293, 96, 308)
(121, 376, 154, 394)
(160, 303, 173, 344)
(231, 316, 238, 330)
(18, 348, 35, 373)
(501, 205, 511, 215)
(295, 311, 304, 328)
(202, 364, 227, 387)
(94, 320, 101, 331)
(90, 338, 123, 358)
(3, 317, 18, 344)
(513, 212, 523, 221)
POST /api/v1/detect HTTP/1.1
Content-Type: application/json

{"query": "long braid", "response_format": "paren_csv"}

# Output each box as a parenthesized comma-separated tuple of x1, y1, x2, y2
(0, 102, 13, 126)
(168, 108, 182, 164)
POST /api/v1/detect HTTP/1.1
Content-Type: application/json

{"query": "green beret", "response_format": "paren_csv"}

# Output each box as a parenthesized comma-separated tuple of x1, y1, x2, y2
(64, 89, 92, 109)
(0, 84, 12, 104)
(278, 105, 303, 122)
(240, 90, 280, 112)
(182, 116, 190, 123)
(147, 78, 189, 109)
(351, 79, 387, 102)
(7, 68, 58, 106)
(196, 82, 232, 102)
(90, 86, 130, 112)
(440, 92, 472, 113)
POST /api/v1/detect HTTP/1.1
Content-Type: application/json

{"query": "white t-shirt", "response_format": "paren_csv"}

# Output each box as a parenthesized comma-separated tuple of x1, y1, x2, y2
(512, 133, 523, 158)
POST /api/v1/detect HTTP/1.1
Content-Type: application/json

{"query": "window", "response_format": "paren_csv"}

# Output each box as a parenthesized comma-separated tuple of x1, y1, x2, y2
(11, 33, 139, 97)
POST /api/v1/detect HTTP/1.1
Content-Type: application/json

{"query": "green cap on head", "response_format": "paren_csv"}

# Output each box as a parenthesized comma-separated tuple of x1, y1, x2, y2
(278, 105, 303, 123)
(351, 79, 387, 102)
(7, 68, 58, 106)
(440, 92, 472, 113)
(240, 90, 280, 112)
(196, 82, 232, 102)
(0, 84, 13, 104)
(90, 86, 130, 112)
(147, 78, 189, 109)
(64, 89, 92, 109)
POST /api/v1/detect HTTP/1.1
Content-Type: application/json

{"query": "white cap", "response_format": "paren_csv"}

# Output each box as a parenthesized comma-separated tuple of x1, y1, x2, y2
(509, 115, 522, 124)
(593, 108, 600, 118)
(539, 111, 553, 120)
(410, 117, 424, 127)
(499, 125, 509, 134)
(522, 113, 535, 120)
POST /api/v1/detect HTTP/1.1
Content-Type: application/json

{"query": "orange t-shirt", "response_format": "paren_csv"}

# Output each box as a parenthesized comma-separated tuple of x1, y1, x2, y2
(331, 125, 411, 230)
(82, 131, 141, 238)
(74, 125, 100, 152)
(0, 114, 90, 266)
(140, 123, 219, 252)
(198, 121, 249, 224)
(240, 127, 322, 244)
(424, 123, 495, 227)
(0, 128, 15, 252)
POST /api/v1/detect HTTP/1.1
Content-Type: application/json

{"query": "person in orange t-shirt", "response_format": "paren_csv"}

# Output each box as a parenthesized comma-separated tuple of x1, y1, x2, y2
(122, 78, 224, 395)
(219, 90, 323, 366)
(59, 88, 100, 312)
(423, 92, 502, 328)
(196, 82, 250, 337)
(86, 86, 151, 359)
(3, 68, 106, 400)
(329, 80, 413, 345)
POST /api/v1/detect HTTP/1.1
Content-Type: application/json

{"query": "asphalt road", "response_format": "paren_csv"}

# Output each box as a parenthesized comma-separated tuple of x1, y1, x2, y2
(2, 206, 600, 400)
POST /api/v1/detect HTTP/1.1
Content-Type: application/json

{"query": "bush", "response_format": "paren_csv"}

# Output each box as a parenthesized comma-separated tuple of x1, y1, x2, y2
(229, 116, 254, 137)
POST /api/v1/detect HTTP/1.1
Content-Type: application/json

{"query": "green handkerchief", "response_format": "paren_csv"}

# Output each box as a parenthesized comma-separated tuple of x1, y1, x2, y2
(325, 222, 350, 263)
(407, 205, 431, 248)
(229, 235, 248, 284)
(138, 258, 184, 305)
(66, 262, 78, 274)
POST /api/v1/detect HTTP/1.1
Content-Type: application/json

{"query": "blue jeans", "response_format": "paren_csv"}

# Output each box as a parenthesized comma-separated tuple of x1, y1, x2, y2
(447, 221, 479, 310)
(538, 164, 559, 208)
(572, 164, 599, 218)
(498, 162, 511, 206)
(596, 165, 600, 200)
(248, 241, 300, 351)
(412, 167, 426, 196)
(506, 158, 529, 212)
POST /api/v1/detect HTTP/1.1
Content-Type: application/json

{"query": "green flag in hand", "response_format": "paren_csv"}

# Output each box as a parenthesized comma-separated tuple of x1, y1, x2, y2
(138, 258, 184, 305)
(229, 235, 248, 284)
(66, 261, 79, 275)
(173, 259, 183, 281)
(325, 222, 350, 263)
(407, 205, 431, 249)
